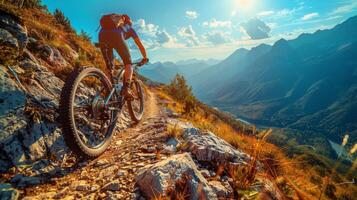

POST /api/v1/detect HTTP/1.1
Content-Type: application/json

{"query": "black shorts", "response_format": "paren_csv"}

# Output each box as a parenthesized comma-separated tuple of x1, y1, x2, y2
(99, 30, 132, 67)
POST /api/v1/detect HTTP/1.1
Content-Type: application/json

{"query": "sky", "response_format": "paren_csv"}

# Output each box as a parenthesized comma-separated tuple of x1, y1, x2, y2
(42, 0, 357, 62)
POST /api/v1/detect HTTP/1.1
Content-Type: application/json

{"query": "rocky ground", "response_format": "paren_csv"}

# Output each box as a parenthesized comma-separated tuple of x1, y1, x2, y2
(0, 8, 283, 200)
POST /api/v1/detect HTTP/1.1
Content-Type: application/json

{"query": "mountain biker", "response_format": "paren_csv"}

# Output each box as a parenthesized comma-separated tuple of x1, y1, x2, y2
(98, 14, 148, 98)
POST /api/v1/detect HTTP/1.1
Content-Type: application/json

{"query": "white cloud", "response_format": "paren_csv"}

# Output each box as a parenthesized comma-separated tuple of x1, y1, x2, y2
(134, 19, 159, 37)
(301, 12, 319, 21)
(240, 18, 271, 40)
(257, 10, 275, 17)
(178, 25, 200, 46)
(276, 5, 304, 17)
(185, 10, 198, 19)
(203, 31, 233, 45)
(203, 18, 232, 28)
(133, 19, 182, 49)
(156, 30, 172, 44)
(332, 1, 357, 15)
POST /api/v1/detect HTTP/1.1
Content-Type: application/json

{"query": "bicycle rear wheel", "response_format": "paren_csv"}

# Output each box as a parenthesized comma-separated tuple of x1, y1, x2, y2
(127, 80, 144, 122)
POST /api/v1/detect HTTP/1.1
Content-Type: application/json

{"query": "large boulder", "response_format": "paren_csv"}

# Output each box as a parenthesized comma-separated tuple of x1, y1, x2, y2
(0, 10, 28, 52)
(183, 128, 250, 164)
(0, 183, 19, 200)
(0, 66, 26, 116)
(136, 153, 217, 200)
(39, 45, 69, 69)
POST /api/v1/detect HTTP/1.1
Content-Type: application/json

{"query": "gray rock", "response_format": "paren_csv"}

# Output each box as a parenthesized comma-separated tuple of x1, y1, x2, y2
(116, 169, 128, 177)
(136, 153, 217, 200)
(183, 128, 250, 164)
(167, 137, 180, 147)
(102, 180, 120, 191)
(165, 108, 180, 118)
(98, 165, 119, 180)
(0, 183, 19, 200)
(11, 174, 43, 188)
(161, 144, 176, 154)
(209, 181, 233, 198)
(39, 45, 68, 68)
(0, 67, 26, 116)
(0, 28, 18, 49)
(200, 169, 210, 178)
(167, 118, 193, 129)
(72, 180, 91, 191)
(0, 12, 28, 51)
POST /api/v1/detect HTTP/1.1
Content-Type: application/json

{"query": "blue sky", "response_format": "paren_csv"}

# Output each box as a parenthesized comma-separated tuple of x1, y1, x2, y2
(42, 0, 357, 62)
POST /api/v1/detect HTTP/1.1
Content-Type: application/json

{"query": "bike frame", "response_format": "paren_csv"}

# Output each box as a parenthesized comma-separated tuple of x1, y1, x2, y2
(103, 62, 141, 107)
(99, 43, 144, 110)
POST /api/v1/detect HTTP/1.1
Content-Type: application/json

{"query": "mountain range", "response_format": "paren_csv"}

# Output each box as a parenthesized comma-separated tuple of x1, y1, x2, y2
(141, 16, 357, 144)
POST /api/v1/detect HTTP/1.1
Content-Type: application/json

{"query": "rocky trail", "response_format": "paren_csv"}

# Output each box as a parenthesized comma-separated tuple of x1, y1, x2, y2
(20, 89, 172, 199)
(0, 8, 283, 199)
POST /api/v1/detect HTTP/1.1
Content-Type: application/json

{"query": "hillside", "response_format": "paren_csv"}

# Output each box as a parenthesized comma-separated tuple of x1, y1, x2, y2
(0, 1, 356, 200)
(189, 16, 357, 147)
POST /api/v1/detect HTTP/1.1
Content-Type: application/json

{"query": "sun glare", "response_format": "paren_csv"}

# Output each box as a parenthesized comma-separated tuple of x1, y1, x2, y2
(234, 0, 256, 12)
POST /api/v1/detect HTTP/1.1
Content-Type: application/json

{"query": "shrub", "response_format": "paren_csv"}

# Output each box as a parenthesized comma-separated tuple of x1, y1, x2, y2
(6, 0, 42, 8)
(79, 30, 91, 42)
(165, 74, 197, 115)
(53, 9, 73, 32)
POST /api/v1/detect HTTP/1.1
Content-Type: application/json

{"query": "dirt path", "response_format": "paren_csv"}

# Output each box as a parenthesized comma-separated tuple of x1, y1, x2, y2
(23, 88, 170, 199)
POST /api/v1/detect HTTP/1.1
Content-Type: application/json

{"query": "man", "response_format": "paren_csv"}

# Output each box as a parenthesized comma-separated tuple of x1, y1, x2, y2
(98, 14, 148, 98)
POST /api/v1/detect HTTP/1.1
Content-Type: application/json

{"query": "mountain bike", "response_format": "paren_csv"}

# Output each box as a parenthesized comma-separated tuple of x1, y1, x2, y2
(59, 61, 145, 157)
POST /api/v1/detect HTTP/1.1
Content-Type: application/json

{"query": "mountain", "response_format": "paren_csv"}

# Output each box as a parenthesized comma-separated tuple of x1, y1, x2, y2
(175, 58, 220, 66)
(140, 60, 213, 84)
(195, 16, 357, 143)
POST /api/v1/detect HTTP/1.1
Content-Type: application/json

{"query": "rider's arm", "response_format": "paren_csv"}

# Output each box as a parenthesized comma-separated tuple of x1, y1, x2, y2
(134, 37, 147, 59)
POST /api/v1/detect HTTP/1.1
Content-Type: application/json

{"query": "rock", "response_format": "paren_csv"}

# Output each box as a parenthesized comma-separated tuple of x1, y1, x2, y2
(102, 180, 120, 191)
(183, 128, 250, 164)
(200, 169, 210, 178)
(53, 187, 69, 199)
(0, 183, 19, 200)
(167, 118, 193, 129)
(39, 45, 68, 68)
(136, 153, 217, 200)
(98, 165, 119, 180)
(11, 174, 43, 188)
(165, 108, 180, 118)
(0, 11, 28, 51)
(209, 181, 233, 198)
(0, 28, 18, 49)
(0, 67, 26, 116)
(161, 145, 176, 154)
(167, 137, 180, 147)
(72, 180, 91, 191)
(116, 170, 128, 177)
(141, 146, 156, 153)
(94, 159, 110, 167)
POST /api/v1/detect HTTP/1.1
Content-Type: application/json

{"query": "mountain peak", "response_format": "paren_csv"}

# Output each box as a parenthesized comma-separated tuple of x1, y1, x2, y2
(271, 38, 292, 52)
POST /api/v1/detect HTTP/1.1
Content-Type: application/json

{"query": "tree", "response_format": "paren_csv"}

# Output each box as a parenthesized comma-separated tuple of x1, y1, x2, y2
(53, 9, 73, 32)
(79, 30, 91, 42)
(166, 74, 197, 114)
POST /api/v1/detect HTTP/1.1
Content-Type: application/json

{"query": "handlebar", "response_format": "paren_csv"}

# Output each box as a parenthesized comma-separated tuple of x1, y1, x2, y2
(115, 61, 146, 68)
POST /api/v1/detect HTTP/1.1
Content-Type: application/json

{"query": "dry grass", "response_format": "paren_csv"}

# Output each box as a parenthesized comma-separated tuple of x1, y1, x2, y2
(166, 124, 183, 139)
(156, 87, 332, 199)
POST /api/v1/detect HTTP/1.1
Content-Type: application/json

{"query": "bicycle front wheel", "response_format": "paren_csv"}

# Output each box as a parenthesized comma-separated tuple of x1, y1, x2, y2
(59, 67, 118, 158)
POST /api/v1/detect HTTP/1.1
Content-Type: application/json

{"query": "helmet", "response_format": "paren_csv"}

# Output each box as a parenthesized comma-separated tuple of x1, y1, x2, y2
(123, 14, 132, 26)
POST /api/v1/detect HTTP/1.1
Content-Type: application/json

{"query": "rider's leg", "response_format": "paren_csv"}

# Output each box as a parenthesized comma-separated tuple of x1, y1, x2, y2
(99, 30, 115, 81)
(99, 46, 114, 81)
(113, 38, 133, 98)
